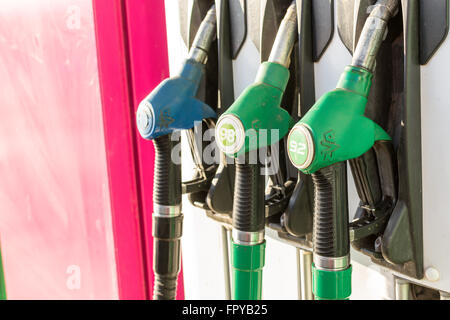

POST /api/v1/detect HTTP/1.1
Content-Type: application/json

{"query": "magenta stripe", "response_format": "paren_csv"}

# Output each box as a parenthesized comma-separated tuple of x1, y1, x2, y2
(93, 0, 185, 299)
(92, 0, 148, 300)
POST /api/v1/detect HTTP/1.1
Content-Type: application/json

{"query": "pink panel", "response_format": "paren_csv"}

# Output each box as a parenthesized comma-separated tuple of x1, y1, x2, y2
(92, 0, 149, 299)
(123, 0, 185, 300)
(0, 0, 118, 299)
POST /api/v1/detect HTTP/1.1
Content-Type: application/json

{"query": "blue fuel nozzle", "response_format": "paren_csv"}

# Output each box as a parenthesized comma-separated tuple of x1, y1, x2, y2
(136, 59, 217, 140)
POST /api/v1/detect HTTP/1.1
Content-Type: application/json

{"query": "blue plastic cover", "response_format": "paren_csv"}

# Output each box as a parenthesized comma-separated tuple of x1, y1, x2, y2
(136, 59, 217, 140)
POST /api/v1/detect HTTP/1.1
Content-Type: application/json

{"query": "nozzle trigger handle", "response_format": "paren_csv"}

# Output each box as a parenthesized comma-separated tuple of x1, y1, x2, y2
(349, 140, 397, 212)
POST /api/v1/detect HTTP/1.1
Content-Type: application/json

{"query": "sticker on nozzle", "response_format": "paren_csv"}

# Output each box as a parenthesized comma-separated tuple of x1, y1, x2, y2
(136, 101, 155, 138)
(287, 124, 315, 170)
(215, 114, 245, 155)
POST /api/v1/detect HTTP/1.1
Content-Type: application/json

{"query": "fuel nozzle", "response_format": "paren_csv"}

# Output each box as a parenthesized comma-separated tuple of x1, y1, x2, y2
(136, 5, 217, 141)
(214, 1, 297, 301)
(215, 1, 297, 156)
(287, 0, 399, 174)
(286, 0, 399, 300)
(136, 5, 217, 301)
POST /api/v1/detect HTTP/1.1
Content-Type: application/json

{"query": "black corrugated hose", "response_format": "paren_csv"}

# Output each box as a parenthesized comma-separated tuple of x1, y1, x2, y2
(152, 134, 182, 300)
(311, 162, 349, 258)
(232, 162, 265, 234)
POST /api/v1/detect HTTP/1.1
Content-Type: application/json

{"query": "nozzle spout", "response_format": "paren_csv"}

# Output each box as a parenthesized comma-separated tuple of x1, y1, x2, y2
(188, 5, 217, 64)
(268, 1, 298, 68)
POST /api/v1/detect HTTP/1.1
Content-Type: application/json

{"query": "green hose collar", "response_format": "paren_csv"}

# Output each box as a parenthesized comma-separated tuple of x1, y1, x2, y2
(336, 66, 373, 97)
(255, 62, 290, 91)
(312, 264, 352, 300)
(232, 241, 266, 271)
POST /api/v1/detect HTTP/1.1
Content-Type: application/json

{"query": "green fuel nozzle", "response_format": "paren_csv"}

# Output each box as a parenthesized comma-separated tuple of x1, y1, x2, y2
(287, 0, 399, 175)
(287, 0, 399, 300)
(215, 1, 298, 300)
(287, 66, 391, 174)
(215, 2, 297, 157)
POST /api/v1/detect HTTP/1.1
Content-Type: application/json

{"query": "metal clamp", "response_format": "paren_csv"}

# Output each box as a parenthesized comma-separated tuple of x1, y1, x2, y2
(153, 204, 182, 218)
(232, 229, 265, 246)
(313, 254, 350, 271)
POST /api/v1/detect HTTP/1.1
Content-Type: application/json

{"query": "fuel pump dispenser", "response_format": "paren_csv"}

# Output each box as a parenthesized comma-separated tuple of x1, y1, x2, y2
(160, 0, 450, 300)
(287, 0, 400, 300)
(136, 5, 217, 300)
(215, 2, 298, 300)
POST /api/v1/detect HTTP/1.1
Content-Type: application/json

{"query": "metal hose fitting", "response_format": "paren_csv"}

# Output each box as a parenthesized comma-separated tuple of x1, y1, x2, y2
(268, 1, 298, 68)
(188, 5, 217, 64)
(351, 0, 399, 72)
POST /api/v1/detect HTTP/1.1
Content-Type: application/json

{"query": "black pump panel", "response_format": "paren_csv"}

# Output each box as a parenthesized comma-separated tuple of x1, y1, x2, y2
(337, 0, 450, 64)
(229, 0, 247, 58)
(419, 0, 449, 64)
(177, 0, 225, 210)
(311, 0, 334, 61)
(266, 0, 334, 247)
(338, 0, 427, 279)
(206, 0, 240, 219)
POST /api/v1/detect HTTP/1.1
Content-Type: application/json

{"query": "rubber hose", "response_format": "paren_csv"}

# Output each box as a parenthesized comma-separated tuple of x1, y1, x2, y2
(232, 163, 265, 233)
(152, 135, 182, 300)
(153, 135, 181, 206)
